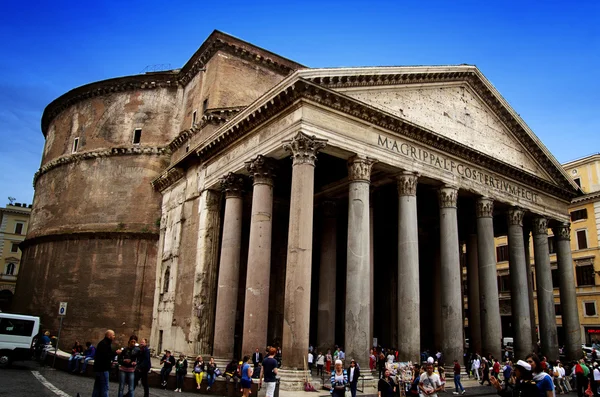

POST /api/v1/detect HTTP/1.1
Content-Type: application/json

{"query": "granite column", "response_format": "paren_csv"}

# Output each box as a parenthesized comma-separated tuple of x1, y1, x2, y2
(466, 234, 482, 355)
(346, 155, 376, 367)
(281, 132, 327, 369)
(397, 172, 420, 362)
(506, 208, 533, 359)
(554, 222, 582, 361)
(438, 186, 463, 363)
(476, 197, 501, 360)
(532, 217, 559, 361)
(213, 173, 245, 358)
(317, 201, 337, 352)
(241, 156, 276, 355)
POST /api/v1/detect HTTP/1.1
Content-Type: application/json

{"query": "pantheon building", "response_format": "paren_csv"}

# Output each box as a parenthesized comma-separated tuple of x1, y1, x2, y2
(15, 31, 582, 383)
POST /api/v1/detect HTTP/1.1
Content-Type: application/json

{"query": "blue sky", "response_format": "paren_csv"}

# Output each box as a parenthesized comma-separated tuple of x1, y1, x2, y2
(0, 0, 598, 203)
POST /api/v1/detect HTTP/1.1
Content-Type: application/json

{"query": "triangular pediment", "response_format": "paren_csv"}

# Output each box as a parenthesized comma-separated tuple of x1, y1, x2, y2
(339, 83, 552, 181)
(296, 66, 580, 196)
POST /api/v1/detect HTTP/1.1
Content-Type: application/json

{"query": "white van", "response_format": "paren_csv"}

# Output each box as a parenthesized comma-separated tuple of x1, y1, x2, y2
(0, 313, 40, 367)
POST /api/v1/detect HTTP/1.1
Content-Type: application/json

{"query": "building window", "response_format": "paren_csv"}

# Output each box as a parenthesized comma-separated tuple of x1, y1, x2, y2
(571, 209, 588, 222)
(6, 263, 16, 275)
(555, 303, 562, 316)
(577, 230, 588, 250)
(584, 301, 597, 317)
(162, 267, 170, 294)
(72, 137, 79, 153)
(576, 265, 595, 286)
(14, 222, 24, 235)
(133, 129, 142, 144)
(574, 177, 582, 188)
(202, 98, 209, 113)
(496, 245, 509, 262)
(548, 236, 555, 254)
(10, 243, 18, 253)
(192, 110, 197, 127)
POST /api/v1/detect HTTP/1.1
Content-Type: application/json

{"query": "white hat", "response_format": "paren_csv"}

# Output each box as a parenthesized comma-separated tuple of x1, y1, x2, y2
(427, 357, 434, 364)
(335, 359, 343, 365)
(515, 360, 531, 371)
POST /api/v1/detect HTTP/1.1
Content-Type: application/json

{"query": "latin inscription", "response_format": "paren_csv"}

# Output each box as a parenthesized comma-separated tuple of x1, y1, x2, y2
(377, 134, 539, 203)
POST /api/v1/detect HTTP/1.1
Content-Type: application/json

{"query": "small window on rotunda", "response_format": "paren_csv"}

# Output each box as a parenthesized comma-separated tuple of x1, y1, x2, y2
(133, 129, 142, 144)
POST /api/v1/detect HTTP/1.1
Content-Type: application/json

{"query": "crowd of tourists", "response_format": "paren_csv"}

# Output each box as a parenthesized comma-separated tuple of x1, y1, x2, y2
(34, 329, 600, 397)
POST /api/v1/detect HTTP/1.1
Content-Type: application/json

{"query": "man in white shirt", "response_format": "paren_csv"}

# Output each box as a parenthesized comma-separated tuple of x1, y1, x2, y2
(420, 363, 442, 397)
(472, 357, 480, 381)
(307, 351, 314, 374)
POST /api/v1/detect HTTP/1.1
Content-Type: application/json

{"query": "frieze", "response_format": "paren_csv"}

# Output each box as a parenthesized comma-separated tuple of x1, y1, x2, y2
(532, 217, 548, 236)
(397, 172, 418, 196)
(220, 173, 246, 198)
(282, 132, 327, 167)
(152, 167, 185, 192)
(439, 186, 458, 208)
(553, 223, 571, 241)
(507, 208, 525, 226)
(245, 155, 277, 186)
(34, 146, 170, 186)
(348, 155, 377, 182)
(377, 133, 540, 204)
(476, 197, 494, 218)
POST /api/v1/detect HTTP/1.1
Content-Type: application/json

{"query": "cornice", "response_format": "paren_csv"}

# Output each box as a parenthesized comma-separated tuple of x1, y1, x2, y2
(178, 31, 304, 86)
(42, 31, 303, 137)
(20, 231, 159, 249)
(171, 78, 576, 201)
(42, 72, 179, 136)
(168, 107, 245, 152)
(571, 190, 600, 204)
(33, 146, 170, 186)
(151, 167, 185, 192)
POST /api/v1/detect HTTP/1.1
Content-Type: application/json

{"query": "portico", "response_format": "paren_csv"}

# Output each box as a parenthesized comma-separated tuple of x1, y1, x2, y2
(153, 65, 581, 388)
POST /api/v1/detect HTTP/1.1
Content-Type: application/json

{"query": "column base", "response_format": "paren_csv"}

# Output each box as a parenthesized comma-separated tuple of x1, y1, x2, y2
(277, 369, 312, 390)
(214, 357, 233, 371)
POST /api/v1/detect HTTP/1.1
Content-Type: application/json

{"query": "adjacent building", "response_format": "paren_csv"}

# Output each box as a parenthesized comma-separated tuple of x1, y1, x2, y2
(0, 202, 32, 311)
(14, 30, 584, 387)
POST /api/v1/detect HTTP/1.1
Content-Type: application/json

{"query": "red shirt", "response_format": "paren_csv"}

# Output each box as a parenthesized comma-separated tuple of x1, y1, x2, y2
(454, 362, 461, 375)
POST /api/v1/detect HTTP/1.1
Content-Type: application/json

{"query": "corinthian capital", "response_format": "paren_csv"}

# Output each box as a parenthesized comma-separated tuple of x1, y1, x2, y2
(282, 132, 327, 166)
(438, 186, 458, 208)
(245, 155, 277, 186)
(348, 155, 377, 182)
(532, 216, 548, 236)
(507, 207, 525, 226)
(475, 197, 494, 218)
(553, 222, 571, 241)
(397, 172, 418, 197)
(220, 173, 245, 198)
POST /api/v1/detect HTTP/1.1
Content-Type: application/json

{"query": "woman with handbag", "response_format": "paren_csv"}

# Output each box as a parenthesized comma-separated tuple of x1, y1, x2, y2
(206, 356, 218, 390)
(193, 355, 205, 390)
(378, 369, 396, 397)
(330, 359, 349, 397)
